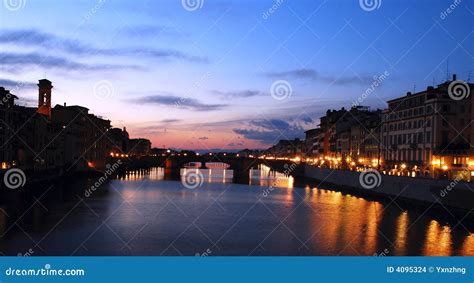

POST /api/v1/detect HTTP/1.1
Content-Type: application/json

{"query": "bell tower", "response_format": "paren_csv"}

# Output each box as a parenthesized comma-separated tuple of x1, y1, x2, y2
(37, 79, 53, 119)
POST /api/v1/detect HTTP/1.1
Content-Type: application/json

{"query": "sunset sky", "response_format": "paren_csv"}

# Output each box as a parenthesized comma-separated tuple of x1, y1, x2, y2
(1, 0, 473, 150)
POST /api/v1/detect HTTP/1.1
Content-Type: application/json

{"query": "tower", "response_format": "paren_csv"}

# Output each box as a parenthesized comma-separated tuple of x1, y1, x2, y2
(37, 79, 53, 119)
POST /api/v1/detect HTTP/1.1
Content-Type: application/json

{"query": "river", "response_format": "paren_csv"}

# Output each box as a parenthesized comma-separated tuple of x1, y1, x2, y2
(0, 165, 473, 256)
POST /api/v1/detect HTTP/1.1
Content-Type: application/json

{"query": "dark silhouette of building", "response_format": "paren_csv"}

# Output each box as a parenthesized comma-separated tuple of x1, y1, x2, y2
(128, 138, 151, 156)
(266, 139, 304, 158)
(52, 104, 111, 171)
(0, 79, 118, 174)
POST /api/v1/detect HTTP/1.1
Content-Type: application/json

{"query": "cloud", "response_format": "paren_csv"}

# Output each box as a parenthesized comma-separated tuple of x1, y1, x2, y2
(0, 29, 207, 63)
(120, 25, 186, 38)
(266, 69, 318, 80)
(0, 52, 141, 71)
(264, 68, 372, 85)
(227, 142, 244, 147)
(129, 94, 227, 111)
(211, 89, 264, 98)
(0, 78, 37, 89)
(300, 116, 314, 125)
(249, 119, 290, 131)
(198, 136, 209, 140)
(233, 119, 304, 144)
(121, 48, 207, 63)
(161, 119, 181, 123)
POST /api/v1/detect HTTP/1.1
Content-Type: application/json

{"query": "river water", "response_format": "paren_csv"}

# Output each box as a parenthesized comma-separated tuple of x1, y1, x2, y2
(0, 166, 473, 256)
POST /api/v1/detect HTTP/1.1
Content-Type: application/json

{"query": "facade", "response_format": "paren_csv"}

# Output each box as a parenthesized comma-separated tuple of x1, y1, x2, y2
(304, 128, 321, 157)
(266, 139, 304, 158)
(0, 79, 122, 175)
(380, 75, 474, 179)
(108, 127, 130, 155)
(128, 138, 152, 156)
(0, 86, 57, 172)
(319, 108, 347, 156)
(52, 104, 111, 171)
(0, 87, 18, 169)
(348, 109, 382, 167)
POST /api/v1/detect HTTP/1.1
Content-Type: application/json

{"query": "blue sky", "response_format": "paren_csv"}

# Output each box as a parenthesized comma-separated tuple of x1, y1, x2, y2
(1, 0, 473, 150)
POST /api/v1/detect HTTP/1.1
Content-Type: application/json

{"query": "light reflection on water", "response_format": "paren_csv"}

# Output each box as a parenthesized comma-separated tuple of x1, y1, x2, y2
(118, 167, 165, 181)
(180, 168, 234, 184)
(249, 164, 294, 188)
(0, 165, 472, 256)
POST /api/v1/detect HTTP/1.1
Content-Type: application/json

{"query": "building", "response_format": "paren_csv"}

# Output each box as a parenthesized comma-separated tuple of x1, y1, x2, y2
(0, 87, 18, 169)
(349, 111, 381, 167)
(266, 139, 304, 158)
(0, 83, 65, 172)
(108, 127, 130, 155)
(128, 138, 151, 156)
(237, 149, 261, 158)
(380, 74, 474, 179)
(304, 128, 321, 157)
(319, 108, 347, 157)
(321, 106, 382, 167)
(52, 103, 111, 171)
(1, 79, 114, 174)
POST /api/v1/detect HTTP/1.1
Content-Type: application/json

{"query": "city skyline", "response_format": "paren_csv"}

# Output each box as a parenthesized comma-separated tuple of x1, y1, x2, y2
(1, 0, 474, 267)
(1, 0, 473, 150)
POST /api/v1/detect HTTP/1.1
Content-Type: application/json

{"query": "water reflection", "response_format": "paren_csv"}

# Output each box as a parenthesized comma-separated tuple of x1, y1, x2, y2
(118, 168, 164, 181)
(180, 168, 233, 184)
(249, 164, 294, 188)
(422, 220, 452, 256)
(0, 166, 472, 256)
(394, 212, 409, 255)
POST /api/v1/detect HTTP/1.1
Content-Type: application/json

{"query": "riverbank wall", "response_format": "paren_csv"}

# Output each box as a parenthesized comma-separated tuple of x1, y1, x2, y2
(304, 165, 474, 217)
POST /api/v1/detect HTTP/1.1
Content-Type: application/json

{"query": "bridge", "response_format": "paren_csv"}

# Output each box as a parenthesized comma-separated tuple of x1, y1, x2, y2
(109, 155, 303, 183)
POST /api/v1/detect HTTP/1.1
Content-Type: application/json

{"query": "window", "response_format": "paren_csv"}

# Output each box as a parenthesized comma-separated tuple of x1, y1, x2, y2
(454, 157, 467, 165)
(426, 132, 431, 143)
